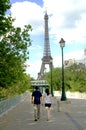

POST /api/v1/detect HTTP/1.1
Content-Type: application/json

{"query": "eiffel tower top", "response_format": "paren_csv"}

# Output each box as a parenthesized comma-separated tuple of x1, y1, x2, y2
(43, 11, 51, 57)
(44, 9, 48, 18)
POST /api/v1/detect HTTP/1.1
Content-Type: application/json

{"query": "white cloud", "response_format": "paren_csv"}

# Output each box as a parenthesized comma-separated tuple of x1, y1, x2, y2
(29, 44, 42, 51)
(26, 60, 42, 78)
(53, 49, 84, 66)
(64, 50, 84, 60)
(11, 1, 43, 31)
(44, 0, 86, 43)
(11, 0, 86, 43)
(10, 0, 86, 78)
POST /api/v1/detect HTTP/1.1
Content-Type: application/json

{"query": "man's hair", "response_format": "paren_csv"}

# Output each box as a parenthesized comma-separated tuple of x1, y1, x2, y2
(35, 86, 39, 90)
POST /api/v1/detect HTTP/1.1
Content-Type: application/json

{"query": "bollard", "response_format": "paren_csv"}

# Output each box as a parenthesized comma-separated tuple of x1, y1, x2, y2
(57, 100, 71, 112)
(57, 101, 61, 112)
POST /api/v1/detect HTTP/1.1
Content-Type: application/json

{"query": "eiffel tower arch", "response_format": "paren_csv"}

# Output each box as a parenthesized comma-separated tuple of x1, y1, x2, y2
(37, 11, 54, 80)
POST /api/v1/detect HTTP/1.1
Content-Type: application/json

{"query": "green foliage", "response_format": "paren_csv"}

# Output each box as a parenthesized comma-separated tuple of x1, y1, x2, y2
(0, 24, 32, 88)
(46, 67, 86, 93)
(0, 74, 31, 98)
(0, 0, 32, 98)
(64, 68, 86, 92)
(0, 0, 12, 35)
(46, 68, 62, 91)
(0, 0, 11, 15)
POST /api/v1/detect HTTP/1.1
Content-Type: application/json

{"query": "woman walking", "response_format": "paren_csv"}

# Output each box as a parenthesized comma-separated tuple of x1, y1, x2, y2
(43, 88, 52, 121)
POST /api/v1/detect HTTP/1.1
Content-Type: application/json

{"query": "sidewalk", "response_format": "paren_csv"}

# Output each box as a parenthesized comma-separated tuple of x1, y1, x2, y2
(0, 93, 86, 130)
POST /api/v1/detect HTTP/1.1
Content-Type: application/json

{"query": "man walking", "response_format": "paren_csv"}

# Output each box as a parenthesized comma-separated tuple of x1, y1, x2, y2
(31, 86, 42, 121)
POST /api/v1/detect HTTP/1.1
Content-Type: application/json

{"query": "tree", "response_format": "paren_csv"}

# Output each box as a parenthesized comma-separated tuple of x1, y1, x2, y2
(46, 68, 62, 91)
(0, 0, 32, 89)
(46, 67, 86, 93)
(0, 0, 12, 35)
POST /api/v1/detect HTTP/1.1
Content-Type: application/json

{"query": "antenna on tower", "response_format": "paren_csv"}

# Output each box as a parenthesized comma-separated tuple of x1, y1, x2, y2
(45, 0, 48, 14)
(45, 7, 47, 14)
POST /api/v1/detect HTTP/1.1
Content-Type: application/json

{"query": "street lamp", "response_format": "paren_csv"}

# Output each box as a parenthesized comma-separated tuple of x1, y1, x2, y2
(44, 67, 46, 87)
(59, 38, 67, 101)
(50, 60, 54, 96)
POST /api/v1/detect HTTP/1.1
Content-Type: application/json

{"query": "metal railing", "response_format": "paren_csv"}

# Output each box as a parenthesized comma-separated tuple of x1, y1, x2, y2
(0, 91, 29, 117)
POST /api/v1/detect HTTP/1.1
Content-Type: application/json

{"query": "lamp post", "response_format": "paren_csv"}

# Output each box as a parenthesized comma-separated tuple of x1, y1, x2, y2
(44, 67, 46, 87)
(50, 60, 54, 96)
(59, 38, 67, 101)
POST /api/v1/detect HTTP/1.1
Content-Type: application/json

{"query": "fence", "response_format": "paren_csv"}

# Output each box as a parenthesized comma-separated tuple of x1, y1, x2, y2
(0, 91, 29, 117)
(54, 91, 86, 99)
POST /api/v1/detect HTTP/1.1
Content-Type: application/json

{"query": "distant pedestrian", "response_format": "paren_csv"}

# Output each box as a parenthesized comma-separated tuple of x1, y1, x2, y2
(31, 86, 42, 121)
(43, 88, 52, 121)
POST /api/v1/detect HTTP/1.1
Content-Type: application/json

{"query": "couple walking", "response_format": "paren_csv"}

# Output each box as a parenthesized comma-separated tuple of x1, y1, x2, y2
(31, 86, 52, 121)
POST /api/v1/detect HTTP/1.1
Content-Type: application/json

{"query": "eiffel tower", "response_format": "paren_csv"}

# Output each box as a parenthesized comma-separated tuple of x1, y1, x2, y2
(37, 11, 54, 80)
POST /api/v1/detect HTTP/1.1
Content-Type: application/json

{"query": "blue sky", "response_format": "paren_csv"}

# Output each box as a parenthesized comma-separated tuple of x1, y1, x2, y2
(11, 0, 43, 6)
(10, 0, 86, 79)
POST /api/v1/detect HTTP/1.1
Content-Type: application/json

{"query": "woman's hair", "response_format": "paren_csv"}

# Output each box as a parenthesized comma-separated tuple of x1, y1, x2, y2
(45, 88, 50, 95)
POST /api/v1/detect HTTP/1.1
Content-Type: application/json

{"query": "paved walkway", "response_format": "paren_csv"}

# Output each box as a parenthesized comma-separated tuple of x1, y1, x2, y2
(0, 93, 86, 130)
